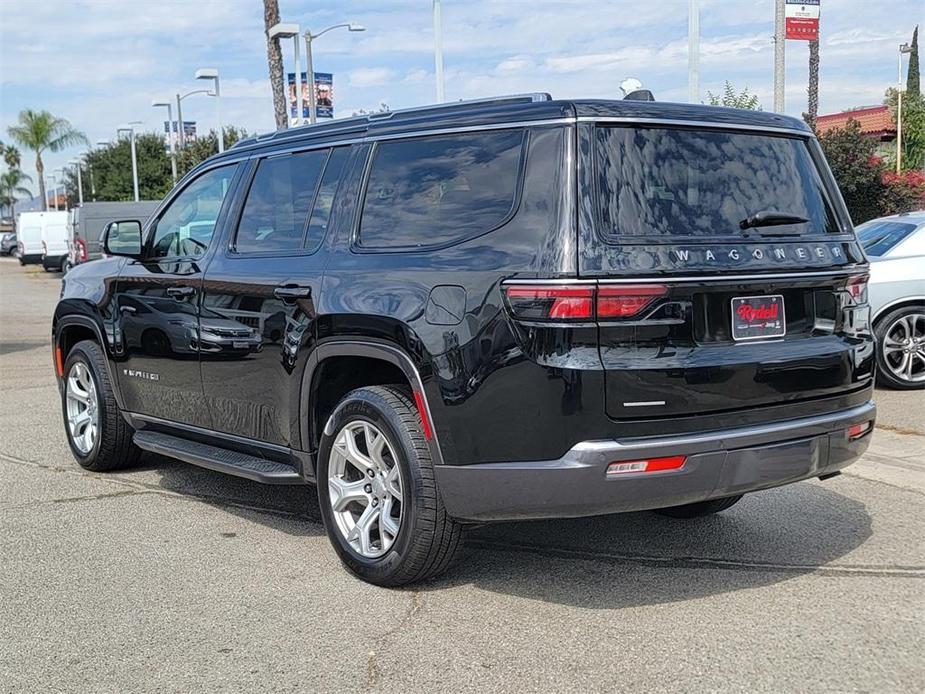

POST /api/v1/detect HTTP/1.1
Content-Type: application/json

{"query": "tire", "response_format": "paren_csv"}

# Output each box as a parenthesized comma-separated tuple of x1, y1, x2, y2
(654, 495, 743, 519)
(317, 385, 462, 587)
(874, 306, 925, 390)
(61, 340, 141, 471)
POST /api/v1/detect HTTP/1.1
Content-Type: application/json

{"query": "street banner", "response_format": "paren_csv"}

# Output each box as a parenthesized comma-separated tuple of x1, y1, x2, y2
(288, 72, 335, 120)
(785, 0, 820, 41)
(163, 121, 197, 149)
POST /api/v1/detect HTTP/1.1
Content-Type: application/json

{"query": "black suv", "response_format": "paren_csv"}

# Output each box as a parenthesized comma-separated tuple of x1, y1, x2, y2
(53, 94, 876, 586)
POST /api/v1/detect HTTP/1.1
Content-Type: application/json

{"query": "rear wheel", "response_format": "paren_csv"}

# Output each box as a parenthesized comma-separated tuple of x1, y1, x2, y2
(61, 340, 141, 471)
(317, 386, 462, 587)
(875, 306, 925, 390)
(654, 495, 743, 519)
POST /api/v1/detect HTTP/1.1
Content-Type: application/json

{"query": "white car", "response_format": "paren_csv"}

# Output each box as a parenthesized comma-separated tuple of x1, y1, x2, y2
(857, 212, 925, 389)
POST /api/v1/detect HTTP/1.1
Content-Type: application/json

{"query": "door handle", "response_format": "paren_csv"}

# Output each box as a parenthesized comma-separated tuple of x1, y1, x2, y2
(274, 286, 312, 301)
(166, 286, 196, 299)
(119, 305, 137, 314)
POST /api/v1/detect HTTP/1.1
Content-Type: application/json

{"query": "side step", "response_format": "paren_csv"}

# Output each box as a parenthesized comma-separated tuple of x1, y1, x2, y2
(133, 430, 305, 485)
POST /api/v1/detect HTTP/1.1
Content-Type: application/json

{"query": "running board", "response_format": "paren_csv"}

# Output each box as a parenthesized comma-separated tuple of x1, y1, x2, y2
(133, 430, 305, 485)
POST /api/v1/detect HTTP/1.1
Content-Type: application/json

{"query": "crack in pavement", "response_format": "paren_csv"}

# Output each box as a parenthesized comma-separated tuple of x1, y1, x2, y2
(1, 489, 156, 512)
(4, 450, 923, 580)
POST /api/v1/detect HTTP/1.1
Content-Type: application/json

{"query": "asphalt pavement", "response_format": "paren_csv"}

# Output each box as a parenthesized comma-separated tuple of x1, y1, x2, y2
(1, 257, 923, 693)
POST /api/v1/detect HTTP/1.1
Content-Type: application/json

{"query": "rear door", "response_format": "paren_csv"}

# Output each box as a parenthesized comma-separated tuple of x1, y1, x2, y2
(578, 122, 873, 422)
(199, 146, 353, 447)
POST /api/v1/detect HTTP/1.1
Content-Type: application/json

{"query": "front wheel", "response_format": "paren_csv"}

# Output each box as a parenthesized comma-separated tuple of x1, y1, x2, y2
(317, 386, 462, 587)
(654, 495, 743, 519)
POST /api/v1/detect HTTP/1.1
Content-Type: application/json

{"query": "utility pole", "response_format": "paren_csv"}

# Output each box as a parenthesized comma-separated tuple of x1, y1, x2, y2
(773, 0, 786, 113)
(688, 0, 699, 103)
(434, 0, 445, 102)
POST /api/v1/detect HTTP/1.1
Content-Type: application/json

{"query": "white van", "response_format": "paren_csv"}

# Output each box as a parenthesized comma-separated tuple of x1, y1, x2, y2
(17, 211, 69, 270)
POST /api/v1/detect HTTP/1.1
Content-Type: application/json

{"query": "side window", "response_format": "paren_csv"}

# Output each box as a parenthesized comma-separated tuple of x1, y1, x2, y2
(304, 147, 350, 251)
(234, 150, 327, 254)
(358, 129, 525, 249)
(150, 164, 236, 259)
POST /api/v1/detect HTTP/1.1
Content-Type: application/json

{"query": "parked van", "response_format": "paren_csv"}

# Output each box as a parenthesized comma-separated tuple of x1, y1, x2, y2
(18, 211, 67, 267)
(67, 201, 160, 270)
(41, 211, 70, 272)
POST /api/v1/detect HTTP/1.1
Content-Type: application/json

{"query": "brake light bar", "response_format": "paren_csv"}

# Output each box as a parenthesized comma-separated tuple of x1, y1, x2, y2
(503, 283, 667, 322)
(606, 455, 687, 477)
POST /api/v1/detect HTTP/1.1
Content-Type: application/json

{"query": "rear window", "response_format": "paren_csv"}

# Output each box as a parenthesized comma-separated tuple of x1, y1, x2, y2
(594, 126, 839, 240)
(856, 220, 918, 256)
(358, 129, 525, 249)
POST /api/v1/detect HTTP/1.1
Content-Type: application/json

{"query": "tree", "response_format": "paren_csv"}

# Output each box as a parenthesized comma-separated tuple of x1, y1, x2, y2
(80, 133, 173, 203)
(817, 119, 887, 224)
(885, 85, 925, 171)
(6, 110, 87, 211)
(908, 25, 920, 98)
(264, 0, 289, 130)
(0, 169, 33, 232)
(176, 126, 246, 176)
(706, 81, 761, 110)
(804, 39, 820, 130)
(1, 142, 22, 170)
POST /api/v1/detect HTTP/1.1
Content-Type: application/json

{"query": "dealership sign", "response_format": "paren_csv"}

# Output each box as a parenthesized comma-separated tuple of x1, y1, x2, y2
(288, 72, 334, 121)
(785, 1, 820, 41)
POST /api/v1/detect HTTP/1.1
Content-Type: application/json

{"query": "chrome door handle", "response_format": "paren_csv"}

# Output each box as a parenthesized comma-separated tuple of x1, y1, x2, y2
(119, 305, 137, 314)
(273, 286, 312, 300)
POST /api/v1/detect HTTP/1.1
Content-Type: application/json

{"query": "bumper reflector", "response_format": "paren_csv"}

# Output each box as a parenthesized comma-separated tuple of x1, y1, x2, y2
(606, 455, 687, 477)
(847, 421, 873, 441)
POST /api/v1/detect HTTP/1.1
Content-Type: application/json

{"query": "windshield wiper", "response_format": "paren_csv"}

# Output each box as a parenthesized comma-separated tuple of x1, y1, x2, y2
(739, 210, 809, 231)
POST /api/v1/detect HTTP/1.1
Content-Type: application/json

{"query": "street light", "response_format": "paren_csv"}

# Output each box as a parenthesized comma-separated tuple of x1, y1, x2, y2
(117, 123, 142, 202)
(195, 68, 223, 152)
(67, 159, 84, 205)
(152, 100, 178, 184)
(303, 23, 366, 124)
(269, 22, 303, 125)
(897, 42, 913, 173)
(176, 88, 214, 149)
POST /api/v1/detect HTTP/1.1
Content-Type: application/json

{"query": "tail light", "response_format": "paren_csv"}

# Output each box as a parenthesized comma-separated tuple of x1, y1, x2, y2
(607, 455, 687, 477)
(844, 274, 868, 305)
(41, 241, 47, 258)
(503, 283, 667, 322)
(847, 421, 872, 441)
(76, 237, 88, 262)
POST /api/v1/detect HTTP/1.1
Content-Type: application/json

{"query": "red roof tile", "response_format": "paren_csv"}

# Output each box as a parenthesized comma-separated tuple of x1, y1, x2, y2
(816, 105, 896, 136)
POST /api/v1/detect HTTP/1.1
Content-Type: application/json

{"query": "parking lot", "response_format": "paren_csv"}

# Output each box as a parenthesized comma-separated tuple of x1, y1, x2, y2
(0, 256, 923, 692)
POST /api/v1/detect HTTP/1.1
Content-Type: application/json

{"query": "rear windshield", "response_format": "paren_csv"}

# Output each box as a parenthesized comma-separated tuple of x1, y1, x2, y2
(594, 126, 839, 240)
(855, 220, 917, 256)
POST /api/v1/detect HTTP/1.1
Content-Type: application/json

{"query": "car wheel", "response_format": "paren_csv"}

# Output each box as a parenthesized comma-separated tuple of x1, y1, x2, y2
(654, 495, 743, 519)
(875, 306, 925, 390)
(61, 340, 141, 471)
(317, 385, 462, 587)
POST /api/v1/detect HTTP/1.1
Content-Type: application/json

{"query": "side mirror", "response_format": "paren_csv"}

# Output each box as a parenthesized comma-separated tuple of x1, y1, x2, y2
(103, 220, 143, 257)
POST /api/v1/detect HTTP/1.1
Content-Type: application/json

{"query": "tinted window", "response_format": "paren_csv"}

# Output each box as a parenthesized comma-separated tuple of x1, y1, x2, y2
(304, 147, 350, 250)
(359, 130, 525, 248)
(150, 164, 236, 258)
(235, 151, 327, 253)
(856, 220, 918, 257)
(595, 127, 838, 239)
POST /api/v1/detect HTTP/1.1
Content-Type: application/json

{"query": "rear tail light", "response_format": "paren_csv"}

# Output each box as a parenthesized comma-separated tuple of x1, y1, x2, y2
(503, 283, 667, 322)
(76, 237, 88, 262)
(847, 421, 872, 441)
(844, 274, 868, 305)
(607, 455, 687, 477)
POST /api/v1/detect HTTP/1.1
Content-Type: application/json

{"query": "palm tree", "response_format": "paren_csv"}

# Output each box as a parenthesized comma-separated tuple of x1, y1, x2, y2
(1, 142, 22, 170)
(7, 110, 87, 211)
(263, 0, 289, 129)
(0, 169, 34, 233)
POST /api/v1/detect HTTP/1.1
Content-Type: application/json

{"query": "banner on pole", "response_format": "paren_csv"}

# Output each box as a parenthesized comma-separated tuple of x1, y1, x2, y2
(288, 72, 335, 120)
(163, 121, 197, 149)
(785, 1, 820, 41)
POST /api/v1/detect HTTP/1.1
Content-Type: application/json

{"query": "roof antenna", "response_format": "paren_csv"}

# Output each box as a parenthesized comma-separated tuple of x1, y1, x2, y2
(620, 77, 655, 101)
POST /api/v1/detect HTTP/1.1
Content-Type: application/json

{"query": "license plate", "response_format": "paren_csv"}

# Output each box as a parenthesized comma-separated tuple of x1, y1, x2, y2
(731, 295, 786, 341)
(232, 340, 252, 349)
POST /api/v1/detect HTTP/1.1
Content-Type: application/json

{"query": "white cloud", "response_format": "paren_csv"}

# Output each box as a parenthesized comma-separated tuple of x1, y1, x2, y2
(348, 67, 397, 88)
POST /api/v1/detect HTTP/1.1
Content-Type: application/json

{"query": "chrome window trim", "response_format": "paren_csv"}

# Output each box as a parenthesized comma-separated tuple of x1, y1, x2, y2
(578, 116, 812, 137)
(503, 268, 868, 285)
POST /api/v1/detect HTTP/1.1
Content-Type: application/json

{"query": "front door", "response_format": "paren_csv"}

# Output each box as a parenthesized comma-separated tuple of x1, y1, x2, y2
(200, 146, 353, 447)
(114, 163, 240, 428)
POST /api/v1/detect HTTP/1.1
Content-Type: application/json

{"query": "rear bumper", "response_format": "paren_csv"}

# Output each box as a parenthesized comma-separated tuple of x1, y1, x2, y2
(435, 401, 876, 521)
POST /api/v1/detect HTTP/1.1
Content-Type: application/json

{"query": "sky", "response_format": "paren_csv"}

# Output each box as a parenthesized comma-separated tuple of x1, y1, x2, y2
(1, 0, 922, 197)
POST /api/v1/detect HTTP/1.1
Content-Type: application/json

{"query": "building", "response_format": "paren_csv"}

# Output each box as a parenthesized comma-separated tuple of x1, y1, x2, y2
(816, 105, 896, 157)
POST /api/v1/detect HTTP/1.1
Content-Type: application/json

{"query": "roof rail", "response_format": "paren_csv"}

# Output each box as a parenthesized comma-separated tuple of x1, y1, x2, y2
(367, 93, 552, 121)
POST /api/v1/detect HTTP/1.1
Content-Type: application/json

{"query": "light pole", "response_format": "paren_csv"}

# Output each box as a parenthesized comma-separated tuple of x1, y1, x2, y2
(68, 159, 84, 205)
(176, 88, 214, 150)
(897, 42, 913, 173)
(118, 123, 141, 202)
(195, 68, 223, 152)
(688, 0, 699, 103)
(773, 0, 785, 113)
(153, 100, 178, 184)
(303, 23, 366, 124)
(433, 1, 445, 102)
(269, 23, 303, 125)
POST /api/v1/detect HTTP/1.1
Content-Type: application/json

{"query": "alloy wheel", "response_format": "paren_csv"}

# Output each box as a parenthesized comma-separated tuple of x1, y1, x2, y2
(66, 362, 100, 454)
(327, 421, 403, 558)
(882, 312, 925, 384)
